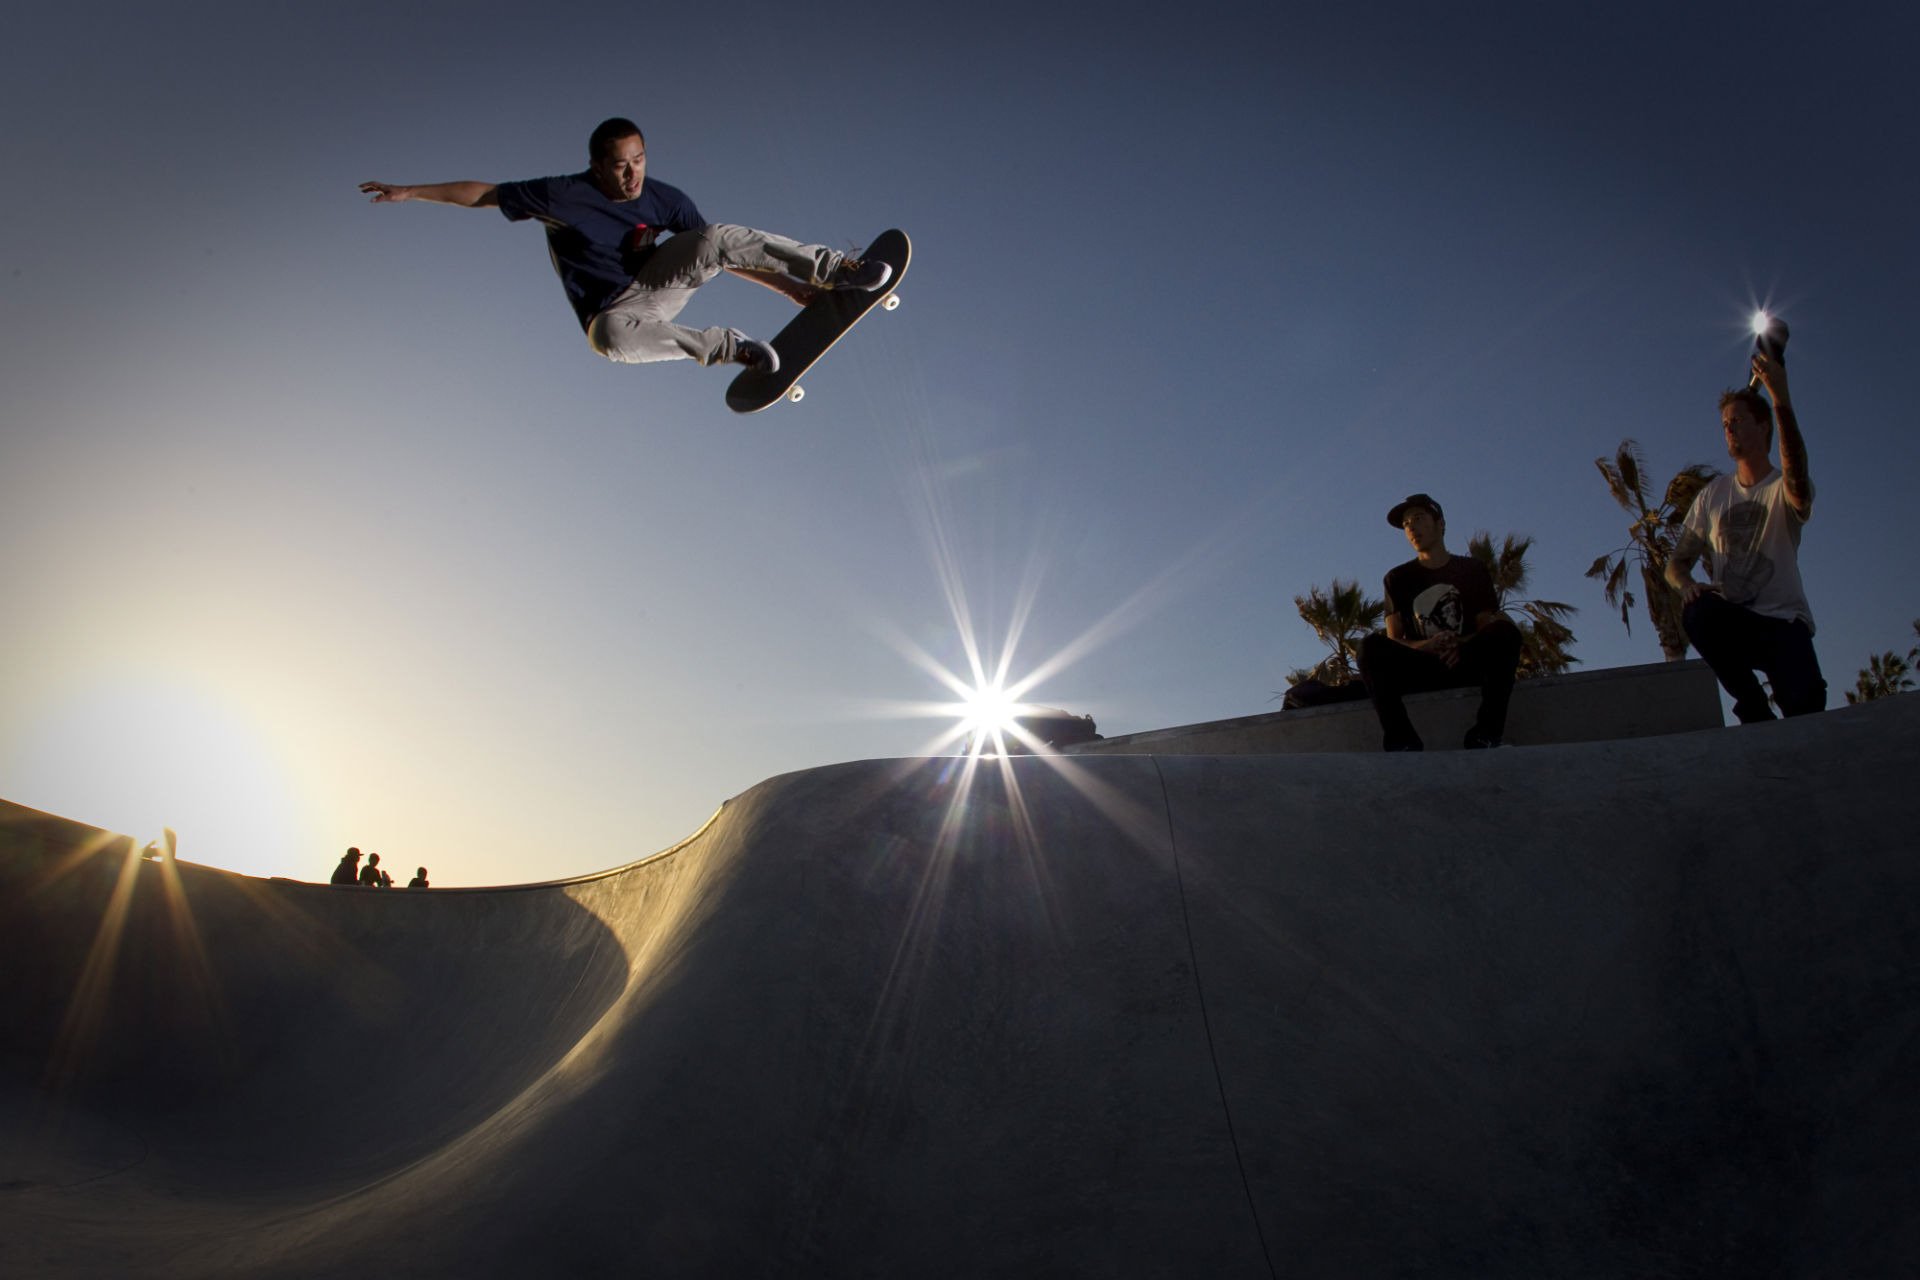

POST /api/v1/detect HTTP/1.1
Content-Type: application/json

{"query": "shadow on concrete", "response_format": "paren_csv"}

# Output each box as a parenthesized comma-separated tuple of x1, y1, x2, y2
(0, 811, 633, 1199)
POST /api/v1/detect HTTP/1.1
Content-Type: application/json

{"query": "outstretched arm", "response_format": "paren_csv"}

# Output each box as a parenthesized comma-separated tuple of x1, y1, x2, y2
(1753, 352, 1812, 518)
(359, 181, 499, 208)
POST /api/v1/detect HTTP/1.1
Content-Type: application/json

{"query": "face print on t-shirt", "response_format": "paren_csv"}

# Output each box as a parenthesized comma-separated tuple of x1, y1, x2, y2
(1718, 499, 1776, 603)
(1411, 583, 1465, 638)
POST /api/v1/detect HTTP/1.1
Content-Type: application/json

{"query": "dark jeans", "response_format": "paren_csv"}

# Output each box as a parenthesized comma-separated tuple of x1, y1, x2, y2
(1357, 619, 1523, 751)
(1681, 592, 1826, 723)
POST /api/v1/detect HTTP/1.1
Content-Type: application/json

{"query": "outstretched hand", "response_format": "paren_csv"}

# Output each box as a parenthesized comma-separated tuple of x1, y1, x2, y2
(359, 181, 411, 203)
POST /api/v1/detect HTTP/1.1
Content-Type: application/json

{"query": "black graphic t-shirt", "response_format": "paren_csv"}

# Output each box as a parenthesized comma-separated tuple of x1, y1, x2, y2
(1383, 555, 1500, 640)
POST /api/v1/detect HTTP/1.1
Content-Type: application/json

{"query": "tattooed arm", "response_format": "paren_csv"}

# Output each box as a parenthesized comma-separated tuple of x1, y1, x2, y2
(1753, 352, 1812, 519)
(1666, 527, 1718, 605)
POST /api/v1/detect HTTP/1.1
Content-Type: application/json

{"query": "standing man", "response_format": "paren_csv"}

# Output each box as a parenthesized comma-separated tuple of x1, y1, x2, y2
(360, 117, 891, 375)
(1357, 494, 1524, 751)
(1667, 351, 1824, 721)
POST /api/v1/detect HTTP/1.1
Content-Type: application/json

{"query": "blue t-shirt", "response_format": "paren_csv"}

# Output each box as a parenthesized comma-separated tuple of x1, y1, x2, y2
(495, 173, 705, 329)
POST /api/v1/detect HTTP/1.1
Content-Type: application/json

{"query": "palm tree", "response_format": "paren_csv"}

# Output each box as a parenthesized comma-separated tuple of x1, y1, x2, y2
(1848, 652, 1914, 703)
(1588, 440, 1718, 661)
(1468, 531, 1579, 677)
(1846, 619, 1920, 704)
(1290, 579, 1385, 686)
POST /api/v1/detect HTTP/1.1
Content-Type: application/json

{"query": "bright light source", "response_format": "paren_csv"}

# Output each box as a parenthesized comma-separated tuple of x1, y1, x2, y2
(8, 675, 306, 877)
(960, 680, 1022, 743)
(1750, 309, 1773, 337)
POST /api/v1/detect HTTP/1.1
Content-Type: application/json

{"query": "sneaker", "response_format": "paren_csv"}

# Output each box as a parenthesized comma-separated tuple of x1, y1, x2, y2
(831, 256, 892, 292)
(1462, 729, 1503, 749)
(728, 329, 779, 374)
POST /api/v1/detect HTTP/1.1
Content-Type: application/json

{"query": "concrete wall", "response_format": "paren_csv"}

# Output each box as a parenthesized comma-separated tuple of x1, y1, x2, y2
(1063, 659, 1723, 755)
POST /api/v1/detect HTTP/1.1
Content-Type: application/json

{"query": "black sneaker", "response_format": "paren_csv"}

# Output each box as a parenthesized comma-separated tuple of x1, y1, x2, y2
(831, 256, 892, 292)
(728, 329, 779, 373)
(1462, 729, 1503, 749)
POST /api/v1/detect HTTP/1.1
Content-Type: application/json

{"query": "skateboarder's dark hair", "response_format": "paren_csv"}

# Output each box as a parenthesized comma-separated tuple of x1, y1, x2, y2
(589, 117, 646, 162)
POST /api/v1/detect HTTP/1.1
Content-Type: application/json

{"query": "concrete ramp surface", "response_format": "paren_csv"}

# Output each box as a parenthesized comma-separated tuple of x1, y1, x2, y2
(4, 698, 1918, 1277)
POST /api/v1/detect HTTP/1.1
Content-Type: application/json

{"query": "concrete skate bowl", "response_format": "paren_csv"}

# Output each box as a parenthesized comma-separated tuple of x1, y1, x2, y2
(3, 695, 1918, 1278)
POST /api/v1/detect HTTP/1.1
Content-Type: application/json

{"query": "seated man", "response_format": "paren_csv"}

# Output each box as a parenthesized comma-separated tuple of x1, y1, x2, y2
(331, 847, 363, 886)
(1357, 494, 1523, 751)
(1666, 350, 1824, 722)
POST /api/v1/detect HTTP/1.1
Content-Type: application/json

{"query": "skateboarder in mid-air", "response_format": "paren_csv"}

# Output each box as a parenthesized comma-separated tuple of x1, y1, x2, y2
(360, 117, 892, 376)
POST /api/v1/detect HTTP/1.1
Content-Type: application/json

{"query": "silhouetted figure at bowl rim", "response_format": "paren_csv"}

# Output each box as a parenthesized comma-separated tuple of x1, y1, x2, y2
(330, 847, 363, 886)
(359, 852, 392, 888)
(408, 867, 430, 889)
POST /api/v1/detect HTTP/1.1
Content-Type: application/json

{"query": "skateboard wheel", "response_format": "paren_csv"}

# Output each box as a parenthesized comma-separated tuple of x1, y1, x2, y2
(789, 385, 805, 403)
(882, 293, 900, 311)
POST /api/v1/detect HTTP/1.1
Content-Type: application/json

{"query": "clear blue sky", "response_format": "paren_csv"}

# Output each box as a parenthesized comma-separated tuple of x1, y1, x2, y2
(3, 2, 1916, 884)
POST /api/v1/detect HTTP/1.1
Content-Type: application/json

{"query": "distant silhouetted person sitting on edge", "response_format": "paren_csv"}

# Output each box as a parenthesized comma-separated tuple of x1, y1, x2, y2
(331, 847, 363, 886)
(359, 117, 893, 379)
(1357, 493, 1523, 751)
(1666, 350, 1825, 722)
(407, 867, 430, 889)
(359, 852, 392, 888)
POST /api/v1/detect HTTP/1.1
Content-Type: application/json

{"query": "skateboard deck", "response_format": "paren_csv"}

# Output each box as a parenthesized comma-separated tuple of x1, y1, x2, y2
(725, 229, 910, 414)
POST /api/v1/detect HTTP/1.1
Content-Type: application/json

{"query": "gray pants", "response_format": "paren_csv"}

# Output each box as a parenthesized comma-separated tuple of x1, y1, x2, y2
(586, 224, 843, 366)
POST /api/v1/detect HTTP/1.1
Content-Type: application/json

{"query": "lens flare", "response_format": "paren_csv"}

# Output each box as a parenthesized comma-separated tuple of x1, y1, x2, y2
(959, 680, 1021, 747)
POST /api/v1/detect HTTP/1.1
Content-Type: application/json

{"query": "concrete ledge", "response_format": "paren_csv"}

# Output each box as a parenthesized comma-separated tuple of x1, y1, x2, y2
(1063, 659, 1724, 755)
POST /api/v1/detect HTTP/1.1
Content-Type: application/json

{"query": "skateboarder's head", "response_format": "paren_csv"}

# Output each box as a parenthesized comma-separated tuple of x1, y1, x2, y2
(1717, 385, 1775, 455)
(589, 118, 648, 201)
(1386, 493, 1447, 555)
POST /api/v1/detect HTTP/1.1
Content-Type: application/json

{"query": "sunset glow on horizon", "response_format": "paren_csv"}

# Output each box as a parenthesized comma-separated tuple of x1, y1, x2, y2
(3, 672, 312, 880)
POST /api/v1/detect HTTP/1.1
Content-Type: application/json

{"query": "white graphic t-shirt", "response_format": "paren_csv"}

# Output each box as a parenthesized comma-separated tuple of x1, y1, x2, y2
(1681, 469, 1815, 630)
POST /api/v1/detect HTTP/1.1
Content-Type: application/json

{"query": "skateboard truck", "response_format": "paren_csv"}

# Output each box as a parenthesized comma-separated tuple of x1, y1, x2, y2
(788, 291, 902, 404)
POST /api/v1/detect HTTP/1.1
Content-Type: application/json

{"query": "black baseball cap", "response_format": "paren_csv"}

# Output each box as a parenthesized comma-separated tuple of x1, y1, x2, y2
(1386, 493, 1444, 527)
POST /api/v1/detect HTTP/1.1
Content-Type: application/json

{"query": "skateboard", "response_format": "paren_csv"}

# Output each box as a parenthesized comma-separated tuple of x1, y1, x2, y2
(725, 229, 910, 414)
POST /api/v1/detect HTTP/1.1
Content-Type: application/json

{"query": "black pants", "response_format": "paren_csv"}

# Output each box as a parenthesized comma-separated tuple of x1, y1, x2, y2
(1681, 592, 1826, 723)
(1357, 619, 1523, 750)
